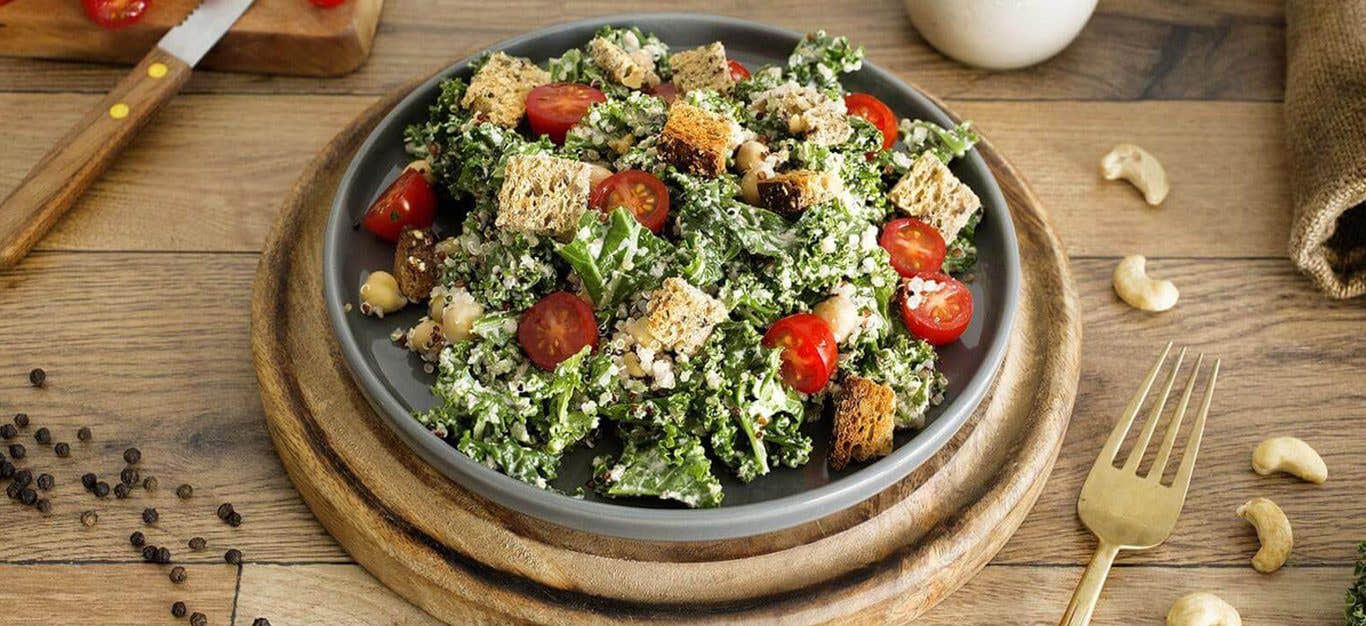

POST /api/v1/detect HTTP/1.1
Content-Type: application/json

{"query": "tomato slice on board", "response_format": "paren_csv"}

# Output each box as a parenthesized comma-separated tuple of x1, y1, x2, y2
(82, 0, 150, 29)
(525, 83, 606, 145)
(518, 291, 600, 371)
(762, 313, 838, 394)
(898, 272, 973, 346)
(727, 59, 751, 81)
(649, 82, 679, 104)
(359, 169, 438, 242)
(590, 170, 671, 233)
(879, 217, 947, 277)
(844, 93, 898, 151)
(308, 0, 346, 6)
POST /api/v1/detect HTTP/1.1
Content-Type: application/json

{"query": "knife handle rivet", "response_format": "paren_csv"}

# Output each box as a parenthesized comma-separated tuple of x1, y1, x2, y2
(148, 63, 169, 79)
(109, 103, 130, 120)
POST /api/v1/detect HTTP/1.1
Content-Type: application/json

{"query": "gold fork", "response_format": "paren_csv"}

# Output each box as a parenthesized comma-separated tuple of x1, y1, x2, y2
(1059, 342, 1221, 626)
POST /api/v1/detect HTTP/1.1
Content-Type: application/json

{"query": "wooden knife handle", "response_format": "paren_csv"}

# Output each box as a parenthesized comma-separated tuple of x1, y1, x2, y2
(0, 47, 191, 269)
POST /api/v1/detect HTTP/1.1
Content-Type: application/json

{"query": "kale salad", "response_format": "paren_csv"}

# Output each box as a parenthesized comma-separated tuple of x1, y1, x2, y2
(352, 27, 984, 508)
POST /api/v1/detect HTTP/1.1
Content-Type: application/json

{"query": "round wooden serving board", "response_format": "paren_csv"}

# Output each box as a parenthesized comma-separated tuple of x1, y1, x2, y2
(251, 84, 1082, 624)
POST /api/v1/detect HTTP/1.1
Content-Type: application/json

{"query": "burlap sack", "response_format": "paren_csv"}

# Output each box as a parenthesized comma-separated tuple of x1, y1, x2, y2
(1286, 1, 1366, 298)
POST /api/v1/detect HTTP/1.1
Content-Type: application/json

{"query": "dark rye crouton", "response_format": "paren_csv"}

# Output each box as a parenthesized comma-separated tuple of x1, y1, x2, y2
(658, 103, 734, 177)
(756, 169, 841, 215)
(829, 376, 896, 471)
(393, 227, 440, 301)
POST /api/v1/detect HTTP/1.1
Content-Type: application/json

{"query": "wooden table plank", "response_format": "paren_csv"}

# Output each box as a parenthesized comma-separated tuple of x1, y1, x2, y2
(0, 95, 1288, 258)
(0, 564, 238, 625)
(0, 0, 1284, 100)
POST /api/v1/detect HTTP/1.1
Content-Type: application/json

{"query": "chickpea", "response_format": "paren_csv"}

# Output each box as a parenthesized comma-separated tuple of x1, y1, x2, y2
(740, 169, 765, 205)
(586, 163, 613, 189)
(434, 237, 460, 260)
(405, 159, 435, 183)
(406, 318, 445, 362)
(813, 294, 860, 343)
(735, 141, 769, 173)
(440, 288, 484, 342)
(358, 271, 407, 318)
(622, 352, 647, 378)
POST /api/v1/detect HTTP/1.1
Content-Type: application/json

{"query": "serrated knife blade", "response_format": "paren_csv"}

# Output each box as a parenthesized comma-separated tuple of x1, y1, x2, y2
(158, 0, 257, 67)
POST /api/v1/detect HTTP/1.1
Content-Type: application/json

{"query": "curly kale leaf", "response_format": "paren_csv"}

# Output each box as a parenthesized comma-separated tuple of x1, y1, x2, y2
(1348, 541, 1366, 626)
(403, 77, 469, 160)
(848, 332, 944, 429)
(786, 31, 864, 94)
(593, 434, 723, 508)
(557, 208, 675, 310)
(941, 209, 982, 276)
(562, 91, 668, 163)
(897, 119, 981, 166)
(673, 174, 795, 259)
(440, 208, 562, 311)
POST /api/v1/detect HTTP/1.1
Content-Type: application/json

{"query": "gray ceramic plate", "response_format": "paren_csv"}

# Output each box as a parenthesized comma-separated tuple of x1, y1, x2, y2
(323, 13, 1020, 541)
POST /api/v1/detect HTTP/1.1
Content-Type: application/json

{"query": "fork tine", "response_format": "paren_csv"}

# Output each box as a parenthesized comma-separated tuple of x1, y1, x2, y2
(1172, 358, 1220, 493)
(1098, 342, 1172, 464)
(1148, 353, 1205, 482)
(1122, 347, 1186, 472)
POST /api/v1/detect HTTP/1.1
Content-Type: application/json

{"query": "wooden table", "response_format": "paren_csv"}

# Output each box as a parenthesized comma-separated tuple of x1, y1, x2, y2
(0, 1, 1360, 623)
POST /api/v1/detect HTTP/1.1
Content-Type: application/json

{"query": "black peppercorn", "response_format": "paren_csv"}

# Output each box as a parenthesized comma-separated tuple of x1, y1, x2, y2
(36, 473, 53, 491)
(113, 483, 130, 499)
(33, 427, 50, 445)
(169, 566, 187, 584)
(54, 441, 70, 457)
(130, 531, 146, 548)
(5, 483, 19, 500)
(0, 460, 12, 478)
(123, 447, 141, 464)
(28, 368, 46, 387)
(143, 475, 158, 491)
(216, 503, 234, 520)
(226, 511, 242, 527)
(142, 545, 158, 562)
(13, 413, 28, 428)
(190, 612, 207, 626)
(142, 507, 159, 524)
(13, 468, 31, 487)
(80, 510, 98, 527)
(157, 546, 171, 564)
(8, 443, 26, 460)
(81, 472, 97, 490)
(188, 537, 206, 551)
(93, 481, 110, 498)
(252, 619, 271, 626)
(171, 601, 187, 618)
(0, 424, 15, 439)
(19, 487, 37, 506)
(176, 484, 193, 499)
(76, 426, 91, 442)
(120, 467, 139, 486)
(224, 548, 242, 565)
(35, 498, 50, 515)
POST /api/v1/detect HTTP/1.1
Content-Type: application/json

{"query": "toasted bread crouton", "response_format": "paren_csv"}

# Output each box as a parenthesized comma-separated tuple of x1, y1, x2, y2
(750, 82, 852, 147)
(668, 42, 734, 94)
(791, 103, 853, 147)
(590, 37, 660, 89)
(756, 169, 841, 215)
(658, 103, 735, 177)
(393, 227, 441, 301)
(829, 376, 896, 471)
(631, 277, 729, 356)
(887, 152, 982, 241)
(461, 52, 550, 128)
(495, 154, 593, 239)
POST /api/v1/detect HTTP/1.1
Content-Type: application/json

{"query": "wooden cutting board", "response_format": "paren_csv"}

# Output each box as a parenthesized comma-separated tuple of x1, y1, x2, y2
(0, 0, 383, 76)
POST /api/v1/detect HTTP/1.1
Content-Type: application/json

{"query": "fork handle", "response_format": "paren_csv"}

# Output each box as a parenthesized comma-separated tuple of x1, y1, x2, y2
(1060, 541, 1120, 626)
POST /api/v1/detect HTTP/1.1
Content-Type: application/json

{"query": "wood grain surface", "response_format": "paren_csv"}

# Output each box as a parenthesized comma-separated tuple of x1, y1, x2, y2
(0, 0, 1361, 624)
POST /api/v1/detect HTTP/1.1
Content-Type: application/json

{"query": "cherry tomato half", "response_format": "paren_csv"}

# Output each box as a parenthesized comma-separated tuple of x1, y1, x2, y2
(899, 272, 973, 346)
(518, 291, 600, 371)
(82, 0, 150, 30)
(879, 217, 946, 277)
(844, 93, 898, 151)
(590, 170, 670, 233)
(308, 0, 346, 6)
(359, 169, 438, 242)
(649, 82, 679, 104)
(525, 83, 606, 145)
(762, 313, 838, 394)
(727, 59, 751, 81)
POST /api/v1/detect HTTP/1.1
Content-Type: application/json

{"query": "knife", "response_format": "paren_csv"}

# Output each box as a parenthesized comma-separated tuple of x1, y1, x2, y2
(0, 0, 257, 269)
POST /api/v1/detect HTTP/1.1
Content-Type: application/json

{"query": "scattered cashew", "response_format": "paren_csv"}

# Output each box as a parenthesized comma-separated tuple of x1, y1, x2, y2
(1112, 255, 1179, 312)
(1237, 497, 1292, 573)
(1101, 143, 1169, 206)
(439, 287, 484, 342)
(1166, 592, 1241, 626)
(586, 163, 613, 189)
(406, 159, 435, 183)
(740, 169, 765, 205)
(735, 140, 769, 173)
(405, 317, 446, 361)
(1251, 436, 1327, 484)
(813, 294, 860, 343)
(358, 271, 407, 318)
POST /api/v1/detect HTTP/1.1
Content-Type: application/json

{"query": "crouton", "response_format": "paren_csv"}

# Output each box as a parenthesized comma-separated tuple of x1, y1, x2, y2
(750, 82, 852, 147)
(791, 103, 853, 147)
(495, 154, 593, 239)
(590, 37, 660, 89)
(829, 376, 896, 471)
(668, 42, 734, 94)
(393, 227, 441, 301)
(461, 52, 550, 128)
(658, 103, 734, 177)
(887, 152, 982, 241)
(631, 277, 729, 356)
(756, 169, 841, 215)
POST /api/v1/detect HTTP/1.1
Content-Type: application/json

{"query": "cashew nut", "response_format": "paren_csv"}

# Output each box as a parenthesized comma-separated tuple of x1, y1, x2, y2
(735, 140, 769, 173)
(1251, 436, 1327, 484)
(439, 287, 484, 342)
(740, 169, 765, 205)
(358, 271, 407, 318)
(1112, 255, 1179, 312)
(1166, 592, 1241, 626)
(813, 294, 860, 343)
(1237, 497, 1292, 573)
(405, 317, 446, 362)
(586, 163, 613, 189)
(1101, 143, 1169, 206)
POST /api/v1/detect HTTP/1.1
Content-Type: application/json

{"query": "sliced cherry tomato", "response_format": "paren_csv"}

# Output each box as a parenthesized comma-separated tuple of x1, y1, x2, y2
(525, 83, 606, 144)
(308, 0, 346, 6)
(727, 59, 751, 81)
(649, 82, 679, 104)
(518, 291, 600, 371)
(82, 0, 150, 29)
(359, 169, 438, 242)
(844, 93, 898, 151)
(762, 313, 838, 394)
(879, 217, 946, 277)
(590, 170, 670, 233)
(899, 272, 973, 346)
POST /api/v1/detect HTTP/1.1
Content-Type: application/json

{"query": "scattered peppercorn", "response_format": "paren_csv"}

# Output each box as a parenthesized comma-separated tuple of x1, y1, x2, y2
(93, 482, 110, 498)
(0, 460, 12, 479)
(169, 566, 187, 584)
(35, 498, 50, 515)
(142, 545, 158, 562)
(143, 475, 158, 491)
(224, 548, 242, 565)
(33, 427, 50, 445)
(188, 537, 206, 551)
(19, 488, 37, 506)
(171, 601, 187, 618)
(81, 473, 97, 490)
(114, 483, 130, 499)
(226, 511, 242, 527)
(142, 508, 159, 524)
(5, 483, 18, 499)
(0, 424, 15, 439)
(252, 619, 271, 626)
(176, 484, 193, 499)
(13, 469, 31, 487)
(8, 444, 26, 460)
(36, 473, 53, 491)
(76, 426, 91, 442)
(54, 441, 70, 457)
(13, 413, 29, 428)
(157, 546, 171, 564)
(123, 447, 141, 464)
(120, 467, 139, 486)
(216, 503, 234, 520)
(130, 531, 146, 548)
(80, 510, 98, 527)
(190, 612, 207, 626)
(28, 368, 46, 387)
